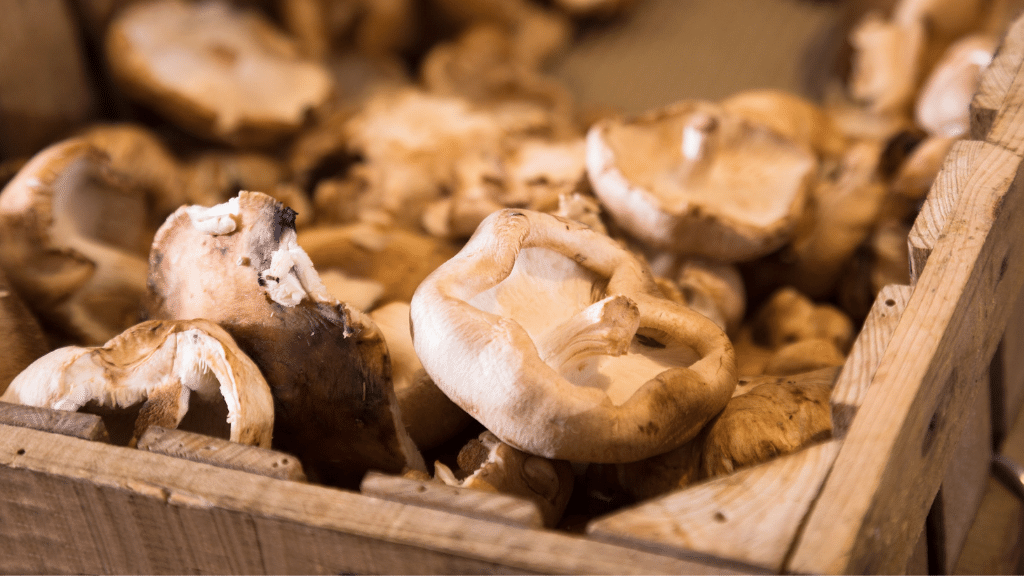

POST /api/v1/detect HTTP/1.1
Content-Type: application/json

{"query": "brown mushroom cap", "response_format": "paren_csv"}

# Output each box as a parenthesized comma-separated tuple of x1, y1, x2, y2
(146, 190, 424, 486)
(586, 100, 816, 261)
(720, 89, 847, 158)
(0, 138, 151, 344)
(411, 209, 737, 463)
(0, 267, 50, 394)
(2, 318, 275, 447)
(105, 0, 333, 147)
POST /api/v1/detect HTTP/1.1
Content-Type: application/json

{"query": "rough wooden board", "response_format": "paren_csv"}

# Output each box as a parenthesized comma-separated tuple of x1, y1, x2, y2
(831, 284, 914, 438)
(905, 525, 930, 576)
(972, 14, 1024, 140)
(994, 286, 1024, 443)
(585, 285, 909, 572)
(136, 426, 306, 482)
(0, 423, 737, 575)
(786, 143, 1024, 575)
(361, 471, 544, 529)
(0, 401, 108, 442)
(587, 440, 839, 573)
(907, 141, 982, 283)
(930, 374, 995, 574)
(953, 476, 1024, 574)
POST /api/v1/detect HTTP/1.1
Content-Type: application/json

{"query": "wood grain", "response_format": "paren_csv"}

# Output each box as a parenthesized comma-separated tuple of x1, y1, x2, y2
(971, 15, 1024, 141)
(0, 401, 108, 442)
(585, 285, 910, 572)
(361, 471, 545, 529)
(787, 142, 1024, 575)
(136, 426, 307, 482)
(0, 423, 737, 575)
(930, 375, 994, 574)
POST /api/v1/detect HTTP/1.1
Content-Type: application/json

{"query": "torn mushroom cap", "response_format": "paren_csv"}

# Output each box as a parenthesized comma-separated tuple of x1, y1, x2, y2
(435, 430, 574, 528)
(0, 138, 151, 345)
(369, 301, 472, 450)
(586, 100, 816, 262)
(146, 190, 425, 486)
(1, 318, 275, 447)
(915, 34, 998, 139)
(105, 0, 333, 147)
(411, 209, 737, 463)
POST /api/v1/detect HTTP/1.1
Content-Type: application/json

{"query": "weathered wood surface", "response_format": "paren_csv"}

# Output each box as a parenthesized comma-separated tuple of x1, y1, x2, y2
(586, 285, 909, 572)
(0, 401, 108, 442)
(361, 471, 545, 529)
(787, 141, 1024, 574)
(929, 375, 994, 574)
(136, 426, 307, 482)
(972, 14, 1024, 142)
(0, 423, 737, 575)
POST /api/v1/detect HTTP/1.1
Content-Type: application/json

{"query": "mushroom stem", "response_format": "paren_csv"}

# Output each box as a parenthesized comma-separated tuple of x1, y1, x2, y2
(534, 295, 640, 374)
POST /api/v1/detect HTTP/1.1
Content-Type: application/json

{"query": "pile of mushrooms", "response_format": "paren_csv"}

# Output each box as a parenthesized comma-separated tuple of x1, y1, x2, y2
(0, 0, 1004, 527)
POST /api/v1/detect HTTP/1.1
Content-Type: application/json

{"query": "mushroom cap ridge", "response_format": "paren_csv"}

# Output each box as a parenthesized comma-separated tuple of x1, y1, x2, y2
(410, 209, 737, 463)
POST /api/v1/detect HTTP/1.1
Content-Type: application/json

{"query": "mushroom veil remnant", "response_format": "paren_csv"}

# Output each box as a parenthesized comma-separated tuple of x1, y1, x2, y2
(147, 190, 425, 486)
(410, 209, 737, 463)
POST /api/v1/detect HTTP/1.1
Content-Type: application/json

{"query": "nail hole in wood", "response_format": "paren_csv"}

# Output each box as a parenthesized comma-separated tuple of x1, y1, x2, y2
(16, 449, 25, 455)
(885, 298, 896, 307)
(713, 511, 727, 522)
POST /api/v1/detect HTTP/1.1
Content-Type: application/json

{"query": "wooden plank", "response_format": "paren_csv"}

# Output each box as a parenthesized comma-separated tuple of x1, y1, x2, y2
(0, 423, 737, 575)
(361, 471, 545, 529)
(585, 284, 910, 572)
(136, 426, 307, 482)
(905, 525, 930, 576)
(994, 286, 1024, 443)
(952, 476, 1024, 574)
(972, 14, 1024, 142)
(930, 374, 994, 574)
(0, 401, 108, 442)
(907, 141, 982, 283)
(787, 143, 1024, 575)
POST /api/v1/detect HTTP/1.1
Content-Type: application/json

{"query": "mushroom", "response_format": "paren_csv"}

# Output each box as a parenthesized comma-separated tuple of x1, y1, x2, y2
(847, 12, 925, 115)
(278, 0, 415, 61)
(146, 190, 425, 486)
(616, 371, 833, 501)
(0, 267, 50, 394)
(297, 222, 460, 308)
(368, 301, 472, 450)
(0, 138, 152, 345)
(105, 0, 334, 148)
(586, 100, 816, 261)
(720, 89, 848, 159)
(914, 34, 998, 139)
(410, 209, 737, 463)
(434, 430, 574, 528)
(1, 318, 275, 447)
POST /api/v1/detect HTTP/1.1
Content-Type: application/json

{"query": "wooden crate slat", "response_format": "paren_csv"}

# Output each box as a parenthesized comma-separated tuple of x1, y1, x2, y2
(972, 14, 1024, 141)
(0, 423, 738, 575)
(136, 426, 306, 482)
(0, 400, 108, 442)
(786, 141, 1024, 575)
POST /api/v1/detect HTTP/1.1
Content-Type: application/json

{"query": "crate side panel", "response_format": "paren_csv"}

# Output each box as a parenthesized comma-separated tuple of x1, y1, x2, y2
(787, 143, 1024, 575)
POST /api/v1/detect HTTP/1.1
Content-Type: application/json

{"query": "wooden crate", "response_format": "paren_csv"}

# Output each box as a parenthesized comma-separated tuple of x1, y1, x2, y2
(4, 13, 1024, 576)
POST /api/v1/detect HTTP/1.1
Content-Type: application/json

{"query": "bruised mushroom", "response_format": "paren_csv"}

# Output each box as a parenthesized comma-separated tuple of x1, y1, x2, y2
(105, 0, 333, 148)
(434, 431, 574, 527)
(146, 190, 425, 486)
(0, 138, 152, 345)
(411, 209, 737, 463)
(369, 301, 472, 450)
(586, 101, 816, 261)
(2, 318, 275, 447)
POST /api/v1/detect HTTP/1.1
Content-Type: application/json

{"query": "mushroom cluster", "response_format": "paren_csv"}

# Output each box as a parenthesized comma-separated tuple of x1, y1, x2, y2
(0, 0, 1001, 527)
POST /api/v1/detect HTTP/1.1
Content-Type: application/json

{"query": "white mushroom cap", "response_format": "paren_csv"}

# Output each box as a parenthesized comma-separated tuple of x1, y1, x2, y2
(411, 209, 737, 463)
(915, 34, 998, 138)
(2, 319, 275, 447)
(586, 101, 816, 261)
(105, 0, 333, 147)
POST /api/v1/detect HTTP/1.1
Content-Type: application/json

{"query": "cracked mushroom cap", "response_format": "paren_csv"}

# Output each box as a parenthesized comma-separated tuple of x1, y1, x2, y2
(0, 138, 152, 345)
(2, 318, 275, 447)
(586, 101, 816, 261)
(146, 190, 425, 486)
(105, 0, 333, 147)
(435, 430, 574, 527)
(410, 209, 737, 463)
